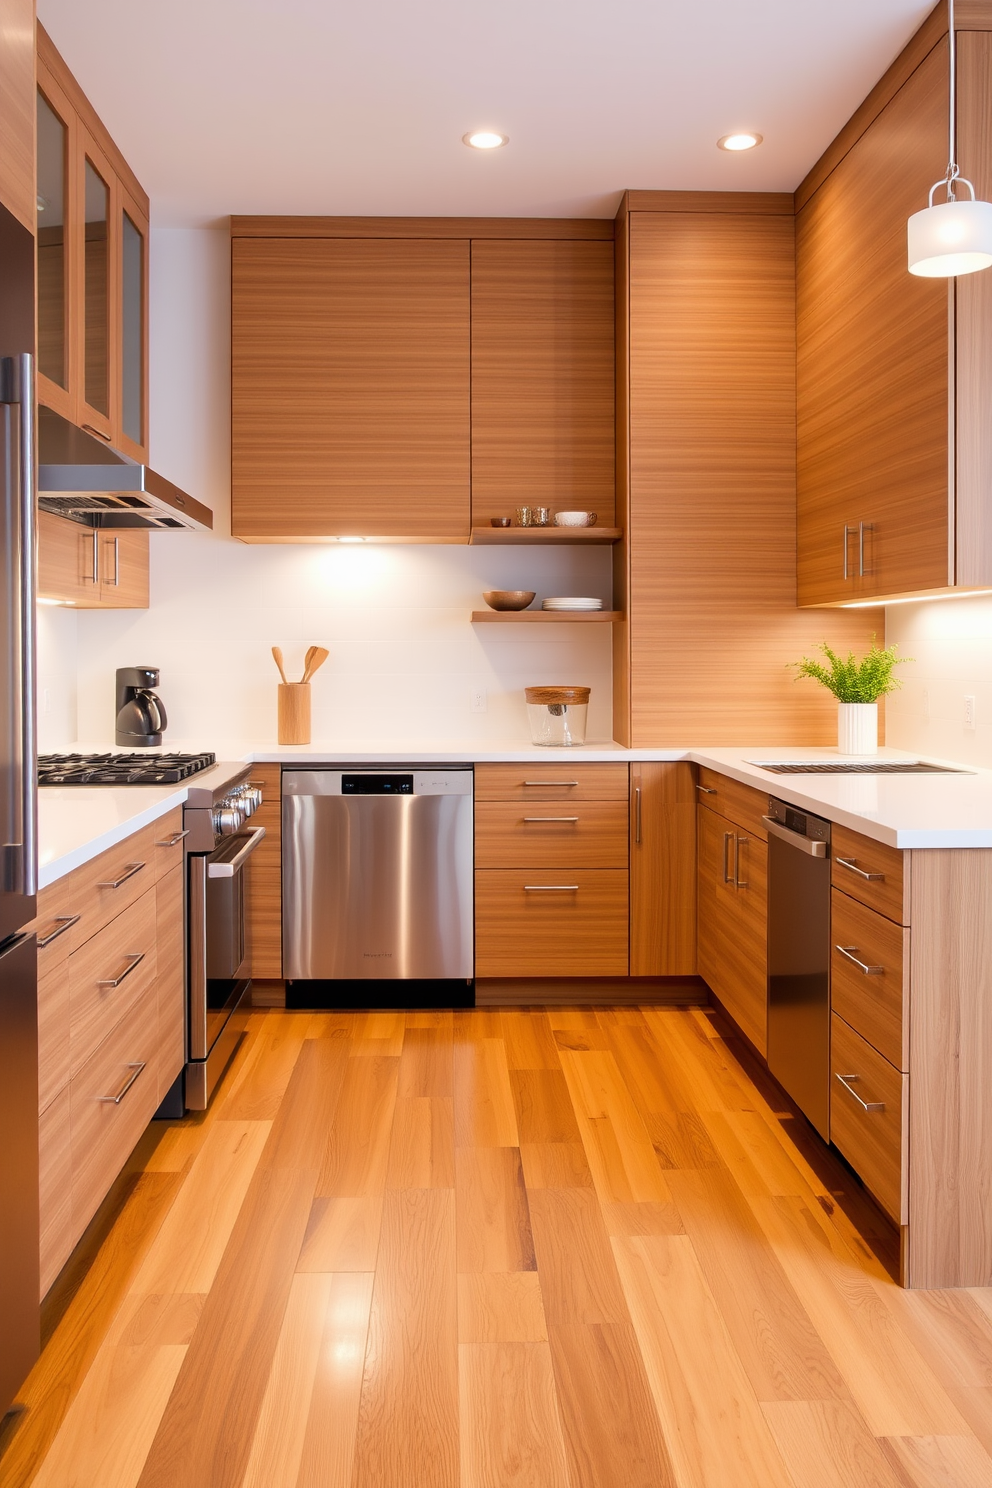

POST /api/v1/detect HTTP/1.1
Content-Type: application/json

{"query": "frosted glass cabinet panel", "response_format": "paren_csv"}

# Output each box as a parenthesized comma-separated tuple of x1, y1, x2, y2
(36, 90, 67, 389)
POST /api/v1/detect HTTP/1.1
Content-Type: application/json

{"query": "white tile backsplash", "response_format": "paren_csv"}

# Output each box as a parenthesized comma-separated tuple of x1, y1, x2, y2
(885, 596, 992, 767)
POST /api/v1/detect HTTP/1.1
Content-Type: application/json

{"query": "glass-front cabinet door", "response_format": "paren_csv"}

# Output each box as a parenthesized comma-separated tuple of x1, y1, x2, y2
(116, 190, 148, 459)
(77, 134, 113, 440)
(36, 82, 74, 420)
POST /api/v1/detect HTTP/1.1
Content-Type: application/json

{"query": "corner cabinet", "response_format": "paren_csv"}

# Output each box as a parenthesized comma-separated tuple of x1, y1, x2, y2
(36, 25, 149, 461)
(796, 25, 992, 605)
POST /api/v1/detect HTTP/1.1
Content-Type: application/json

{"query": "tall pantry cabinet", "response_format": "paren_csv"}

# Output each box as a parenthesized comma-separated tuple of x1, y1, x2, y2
(612, 192, 881, 748)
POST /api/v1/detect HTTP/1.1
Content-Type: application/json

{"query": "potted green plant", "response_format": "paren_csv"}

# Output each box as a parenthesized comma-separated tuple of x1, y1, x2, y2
(790, 640, 910, 755)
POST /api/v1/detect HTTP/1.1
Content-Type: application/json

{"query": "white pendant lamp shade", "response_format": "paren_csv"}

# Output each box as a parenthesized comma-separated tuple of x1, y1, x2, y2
(908, 189, 992, 277)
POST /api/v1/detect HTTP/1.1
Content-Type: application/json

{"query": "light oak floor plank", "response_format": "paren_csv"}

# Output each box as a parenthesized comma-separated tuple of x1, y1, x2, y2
(459, 1342, 570, 1488)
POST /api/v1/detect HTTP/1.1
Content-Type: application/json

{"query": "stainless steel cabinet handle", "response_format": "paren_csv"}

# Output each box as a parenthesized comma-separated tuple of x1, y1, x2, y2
(723, 832, 734, 884)
(98, 1061, 146, 1104)
(522, 781, 579, 787)
(156, 829, 189, 848)
(835, 1072, 885, 1113)
(97, 861, 145, 889)
(523, 884, 579, 892)
(836, 857, 885, 883)
(696, 784, 716, 794)
(37, 913, 81, 948)
(835, 945, 884, 975)
(735, 835, 750, 889)
(634, 785, 642, 844)
(97, 951, 145, 988)
(88, 530, 99, 584)
(522, 816, 580, 823)
(859, 521, 873, 578)
(843, 524, 853, 580)
(107, 535, 120, 587)
(1, 354, 38, 898)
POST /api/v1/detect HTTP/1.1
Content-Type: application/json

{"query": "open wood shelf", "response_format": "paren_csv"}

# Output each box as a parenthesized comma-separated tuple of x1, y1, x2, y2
(471, 610, 623, 623)
(469, 526, 622, 545)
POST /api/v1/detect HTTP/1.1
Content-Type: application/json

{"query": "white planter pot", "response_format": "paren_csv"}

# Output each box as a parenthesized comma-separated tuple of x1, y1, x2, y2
(837, 702, 878, 756)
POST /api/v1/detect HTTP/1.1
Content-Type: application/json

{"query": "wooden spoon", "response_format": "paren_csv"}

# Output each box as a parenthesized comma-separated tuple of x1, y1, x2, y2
(301, 645, 318, 683)
(271, 645, 289, 684)
(303, 646, 329, 683)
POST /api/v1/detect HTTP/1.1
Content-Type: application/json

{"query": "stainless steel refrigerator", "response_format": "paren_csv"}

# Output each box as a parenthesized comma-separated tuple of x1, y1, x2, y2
(0, 198, 40, 1418)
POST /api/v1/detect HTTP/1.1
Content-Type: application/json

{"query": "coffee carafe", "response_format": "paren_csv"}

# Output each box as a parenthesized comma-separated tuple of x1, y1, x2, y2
(115, 667, 168, 747)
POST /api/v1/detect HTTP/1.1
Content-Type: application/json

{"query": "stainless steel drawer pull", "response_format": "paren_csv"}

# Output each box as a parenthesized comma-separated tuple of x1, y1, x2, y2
(843, 524, 853, 580)
(37, 913, 80, 948)
(735, 835, 749, 889)
(836, 857, 885, 883)
(634, 785, 642, 844)
(522, 816, 579, 823)
(97, 952, 145, 988)
(523, 884, 579, 892)
(98, 1061, 146, 1105)
(156, 829, 189, 848)
(97, 861, 145, 890)
(835, 1072, 885, 1113)
(696, 784, 717, 794)
(522, 781, 579, 787)
(723, 832, 734, 884)
(835, 944, 884, 975)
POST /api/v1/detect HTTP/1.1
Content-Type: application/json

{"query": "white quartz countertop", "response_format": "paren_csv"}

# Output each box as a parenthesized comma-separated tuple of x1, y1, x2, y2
(36, 738, 992, 888)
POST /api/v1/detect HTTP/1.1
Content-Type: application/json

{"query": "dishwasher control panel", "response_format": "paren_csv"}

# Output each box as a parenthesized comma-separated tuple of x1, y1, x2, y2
(766, 796, 830, 843)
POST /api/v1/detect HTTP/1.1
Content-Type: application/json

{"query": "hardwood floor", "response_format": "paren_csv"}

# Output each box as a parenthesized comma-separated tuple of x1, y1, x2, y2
(5, 1005, 992, 1487)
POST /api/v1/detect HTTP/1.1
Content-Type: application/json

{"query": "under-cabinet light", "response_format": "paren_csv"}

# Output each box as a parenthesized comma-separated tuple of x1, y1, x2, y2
(337, 536, 365, 543)
(717, 132, 762, 152)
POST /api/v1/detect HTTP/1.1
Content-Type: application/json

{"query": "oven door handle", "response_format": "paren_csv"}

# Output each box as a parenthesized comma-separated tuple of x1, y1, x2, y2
(207, 825, 266, 877)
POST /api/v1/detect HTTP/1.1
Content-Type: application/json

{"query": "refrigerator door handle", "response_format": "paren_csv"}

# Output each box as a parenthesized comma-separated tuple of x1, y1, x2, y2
(1, 353, 36, 898)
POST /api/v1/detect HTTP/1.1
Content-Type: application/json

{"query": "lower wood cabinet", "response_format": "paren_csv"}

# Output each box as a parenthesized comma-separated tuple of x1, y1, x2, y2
(696, 798, 768, 1055)
(34, 806, 186, 1297)
(830, 1012, 907, 1224)
(475, 868, 629, 977)
(246, 764, 282, 978)
(37, 510, 149, 609)
(630, 762, 696, 976)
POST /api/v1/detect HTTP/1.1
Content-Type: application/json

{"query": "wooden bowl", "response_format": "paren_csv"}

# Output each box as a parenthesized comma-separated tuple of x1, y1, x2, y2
(483, 590, 536, 611)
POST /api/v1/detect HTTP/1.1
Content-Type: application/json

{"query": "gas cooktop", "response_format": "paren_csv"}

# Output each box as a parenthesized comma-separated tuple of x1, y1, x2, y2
(38, 751, 217, 786)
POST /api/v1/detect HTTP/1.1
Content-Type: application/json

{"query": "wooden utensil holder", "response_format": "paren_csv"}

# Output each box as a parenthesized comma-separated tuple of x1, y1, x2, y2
(278, 682, 311, 744)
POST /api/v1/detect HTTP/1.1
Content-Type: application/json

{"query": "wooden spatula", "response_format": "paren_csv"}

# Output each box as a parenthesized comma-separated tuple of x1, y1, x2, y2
(271, 645, 289, 684)
(302, 646, 329, 683)
(301, 645, 317, 682)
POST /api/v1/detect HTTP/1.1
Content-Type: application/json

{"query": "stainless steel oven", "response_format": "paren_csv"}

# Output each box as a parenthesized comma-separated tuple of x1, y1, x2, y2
(182, 770, 266, 1110)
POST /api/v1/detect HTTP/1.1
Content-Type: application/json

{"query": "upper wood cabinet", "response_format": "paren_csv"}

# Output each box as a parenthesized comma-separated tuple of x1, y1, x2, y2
(230, 219, 616, 543)
(38, 510, 149, 609)
(36, 25, 149, 461)
(470, 239, 615, 528)
(231, 235, 471, 542)
(796, 24, 992, 605)
(0, 0, 35, 232)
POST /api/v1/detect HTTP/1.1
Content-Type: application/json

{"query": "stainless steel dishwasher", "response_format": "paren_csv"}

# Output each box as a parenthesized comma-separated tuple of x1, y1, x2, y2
(764, 797, 831, 1139)
(282, 767, 474, 1003)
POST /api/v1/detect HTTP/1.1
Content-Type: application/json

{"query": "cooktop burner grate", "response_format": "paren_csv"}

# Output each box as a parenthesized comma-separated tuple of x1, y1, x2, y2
(38, 751, 217, 785)
(750, 760, 968, 775)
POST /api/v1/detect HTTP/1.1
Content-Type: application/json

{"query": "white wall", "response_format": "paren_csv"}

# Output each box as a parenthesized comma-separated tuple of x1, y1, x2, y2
(884, 596, 992, 767)
(36, 604, 78, 751)
(66, 227, 616, 749)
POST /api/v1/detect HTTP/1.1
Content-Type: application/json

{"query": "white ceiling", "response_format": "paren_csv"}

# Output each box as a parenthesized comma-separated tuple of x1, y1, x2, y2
(38, 0, 936, 227)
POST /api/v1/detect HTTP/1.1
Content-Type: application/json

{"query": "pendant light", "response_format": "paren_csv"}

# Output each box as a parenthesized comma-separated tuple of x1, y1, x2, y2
(908, 0, 992, 277)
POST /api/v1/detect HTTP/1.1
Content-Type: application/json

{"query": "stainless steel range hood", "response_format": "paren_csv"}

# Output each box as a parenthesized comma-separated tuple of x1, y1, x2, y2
(37, 406, 213, 531)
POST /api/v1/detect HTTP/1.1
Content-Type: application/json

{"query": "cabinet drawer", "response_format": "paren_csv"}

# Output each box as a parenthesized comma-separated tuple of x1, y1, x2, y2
(475, 799, 628, 868)
(475, 762, 629, 802)
(475, 869, 628, 976)
(39, 957, 70, 1114)
(70, 983, 161, 1246)
(831, 890, 908, 1070)
(830, 1013, 907, 1223)
(150, 807, 187, 879)
(69, 887, 157, 1079)
(831, 824, 908, 925)
(696, 767, 769, 840)
(40, 1087, 72, 1298)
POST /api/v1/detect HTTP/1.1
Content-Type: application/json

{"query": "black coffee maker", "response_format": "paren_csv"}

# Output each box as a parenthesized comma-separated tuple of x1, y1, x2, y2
(115, 667, 168, 747)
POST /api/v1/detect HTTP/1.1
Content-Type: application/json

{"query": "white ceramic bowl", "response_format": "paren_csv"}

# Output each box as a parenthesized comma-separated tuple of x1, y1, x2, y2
(553, 511, 597, 527)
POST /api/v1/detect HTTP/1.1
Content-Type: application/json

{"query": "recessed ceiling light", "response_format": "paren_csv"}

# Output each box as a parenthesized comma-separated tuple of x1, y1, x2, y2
(463, 130, 508, 150)
(717, 132, 763, 152)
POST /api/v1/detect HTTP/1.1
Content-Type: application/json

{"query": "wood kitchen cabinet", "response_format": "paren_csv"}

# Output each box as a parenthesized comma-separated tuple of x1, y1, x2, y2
(0, 0, 35, 233)
(629, 762, 696, 976)
(246, 764, 282, 979)
(796, 20, 992, 604)
(36, 25, 149, 460)
(37, 510, 149, 608)
(31, 809, 186, 1296)
(696, 789, 768, 1056)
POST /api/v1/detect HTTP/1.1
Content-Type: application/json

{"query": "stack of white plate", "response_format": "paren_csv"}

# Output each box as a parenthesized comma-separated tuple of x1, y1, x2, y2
(542, 596, 603, 611)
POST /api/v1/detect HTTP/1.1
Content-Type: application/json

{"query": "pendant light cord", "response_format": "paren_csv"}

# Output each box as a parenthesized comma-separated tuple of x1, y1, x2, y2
(947, 0, 959, 197)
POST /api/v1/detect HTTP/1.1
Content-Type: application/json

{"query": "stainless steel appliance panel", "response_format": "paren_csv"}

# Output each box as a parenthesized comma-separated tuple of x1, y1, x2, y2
(282, 769, 473, 981)
(765, 801, 831, 1140)
(0, 933, 40, 1415)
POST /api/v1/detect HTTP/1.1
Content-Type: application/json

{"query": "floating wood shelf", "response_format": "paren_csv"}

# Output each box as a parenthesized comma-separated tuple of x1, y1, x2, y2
(469, 526, 623, 545)
(471, 610, 623, 623)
